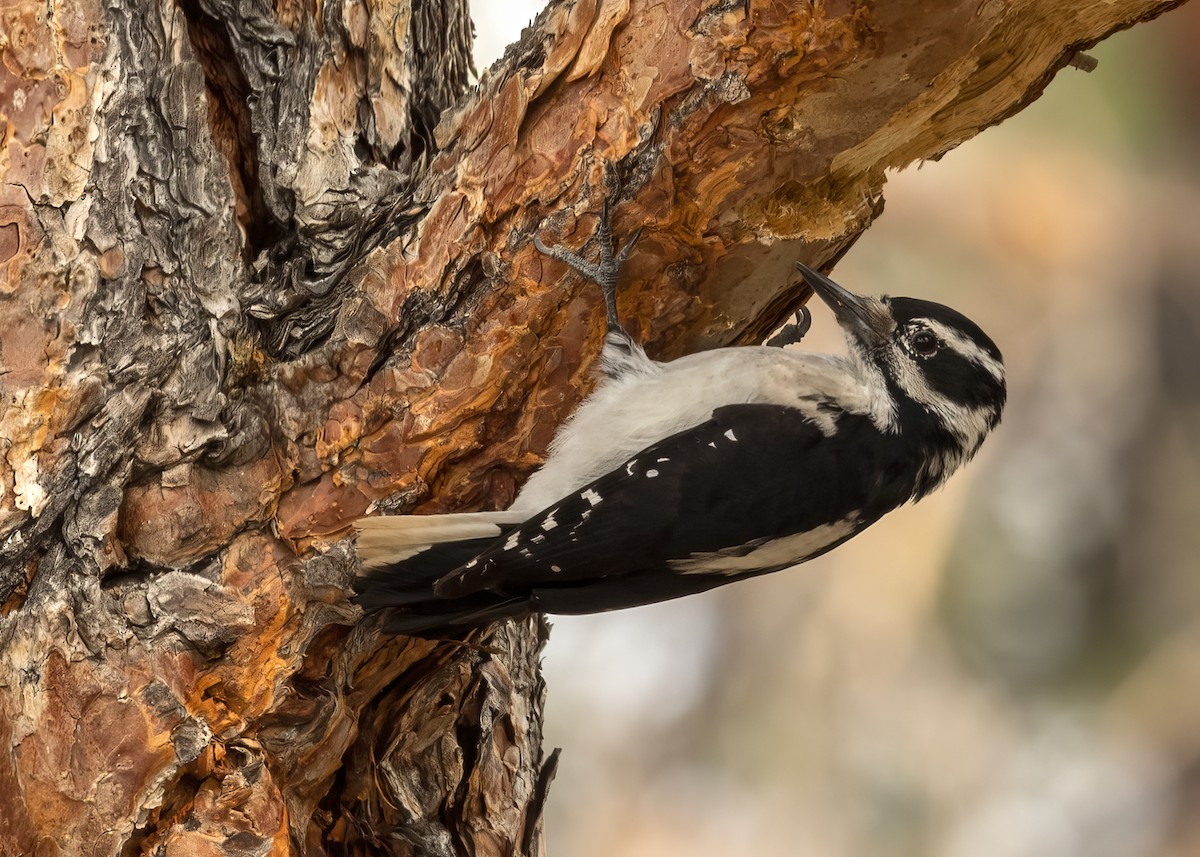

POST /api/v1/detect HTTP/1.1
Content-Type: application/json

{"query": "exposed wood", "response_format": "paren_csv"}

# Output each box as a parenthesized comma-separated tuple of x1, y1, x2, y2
(0, 0, 1187, 853)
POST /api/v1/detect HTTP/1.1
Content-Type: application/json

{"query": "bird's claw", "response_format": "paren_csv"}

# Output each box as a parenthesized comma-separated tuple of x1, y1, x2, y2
(765, 307, 813, 348)
(534, 200, 640, 332)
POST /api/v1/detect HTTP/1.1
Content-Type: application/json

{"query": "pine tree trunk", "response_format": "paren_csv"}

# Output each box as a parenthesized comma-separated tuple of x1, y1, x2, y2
(0, 0, 1187, 854)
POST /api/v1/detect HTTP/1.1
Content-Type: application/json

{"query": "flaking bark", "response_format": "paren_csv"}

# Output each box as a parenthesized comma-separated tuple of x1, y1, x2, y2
(0, 0, 1187, 853)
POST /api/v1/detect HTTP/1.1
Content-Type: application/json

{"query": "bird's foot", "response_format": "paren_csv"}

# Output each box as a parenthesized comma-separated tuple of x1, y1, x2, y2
(765, 307, 813, 348)
(534, 198, 642, 332)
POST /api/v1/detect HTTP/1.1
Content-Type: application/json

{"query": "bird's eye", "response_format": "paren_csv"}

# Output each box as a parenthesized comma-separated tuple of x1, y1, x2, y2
(911, 330, 939, 357)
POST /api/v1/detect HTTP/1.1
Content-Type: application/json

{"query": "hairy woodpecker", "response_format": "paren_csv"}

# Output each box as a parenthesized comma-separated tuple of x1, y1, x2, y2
(354, 206, 1006, 633)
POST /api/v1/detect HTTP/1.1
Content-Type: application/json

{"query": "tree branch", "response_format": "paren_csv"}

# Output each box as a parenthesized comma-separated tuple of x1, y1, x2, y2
(0, 0, 1186, 853)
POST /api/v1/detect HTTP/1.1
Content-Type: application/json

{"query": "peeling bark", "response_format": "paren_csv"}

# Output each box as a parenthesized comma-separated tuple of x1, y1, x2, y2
(0, 0, 1187, 853)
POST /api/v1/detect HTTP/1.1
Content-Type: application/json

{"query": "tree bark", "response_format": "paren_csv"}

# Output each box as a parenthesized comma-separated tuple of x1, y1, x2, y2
(0, 0, 1186, 854)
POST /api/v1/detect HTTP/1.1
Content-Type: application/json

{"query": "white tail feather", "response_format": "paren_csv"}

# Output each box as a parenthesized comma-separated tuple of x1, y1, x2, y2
(354, 511, 526, 570)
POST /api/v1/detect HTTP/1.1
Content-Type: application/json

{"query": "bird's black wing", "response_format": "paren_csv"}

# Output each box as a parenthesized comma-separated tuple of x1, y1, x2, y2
(435, 403, 900, 607)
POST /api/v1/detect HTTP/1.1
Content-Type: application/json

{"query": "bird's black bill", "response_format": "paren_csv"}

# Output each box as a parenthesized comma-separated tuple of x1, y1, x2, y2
(795, 261, 885, 344)
(796, 262, 869, 324)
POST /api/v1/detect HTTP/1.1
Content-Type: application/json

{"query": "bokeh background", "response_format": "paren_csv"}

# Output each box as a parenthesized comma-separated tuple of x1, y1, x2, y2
(471, 4, 1200, 856)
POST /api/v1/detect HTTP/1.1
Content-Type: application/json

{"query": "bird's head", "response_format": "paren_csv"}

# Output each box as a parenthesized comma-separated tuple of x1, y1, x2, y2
(796, 262, 1007, 490)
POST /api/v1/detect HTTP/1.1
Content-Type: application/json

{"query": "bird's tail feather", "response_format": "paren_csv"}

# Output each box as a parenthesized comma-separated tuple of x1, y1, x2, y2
(377, 592, 532, 635)
(353, 511, 528, 633)
(355, 511, 525, 570)
(353, 536, 498, 610)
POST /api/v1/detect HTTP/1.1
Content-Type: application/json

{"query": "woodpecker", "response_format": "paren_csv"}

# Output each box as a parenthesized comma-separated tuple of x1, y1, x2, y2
(354, 205, 1006, 633)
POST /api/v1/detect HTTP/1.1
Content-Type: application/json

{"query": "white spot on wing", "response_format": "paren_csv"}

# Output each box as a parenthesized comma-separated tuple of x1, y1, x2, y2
(646, 469, 659, 478)
(551, 564, 562, 573)
(581, 489, 603, 506)
(541, 514, 558, 531)
(625, 460, 637, 476)
(724, 429, 737, 442)
(504, 532, 521, 551)
(657, 457, 669, 462)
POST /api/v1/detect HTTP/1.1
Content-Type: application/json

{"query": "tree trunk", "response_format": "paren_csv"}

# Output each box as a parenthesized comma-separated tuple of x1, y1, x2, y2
(0, 0, 1186, 853)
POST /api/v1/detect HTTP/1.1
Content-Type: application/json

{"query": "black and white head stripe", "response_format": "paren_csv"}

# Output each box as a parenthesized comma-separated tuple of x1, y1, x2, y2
(889, 298, 1004, 378)
(877, 299, 1006, 425)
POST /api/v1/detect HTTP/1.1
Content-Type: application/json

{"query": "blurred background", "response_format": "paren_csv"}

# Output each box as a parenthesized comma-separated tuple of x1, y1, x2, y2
(472, 5, 1200, 856)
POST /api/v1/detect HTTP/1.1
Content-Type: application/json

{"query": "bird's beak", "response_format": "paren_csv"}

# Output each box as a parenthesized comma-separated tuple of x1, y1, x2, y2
(795, 262, 891, 348)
